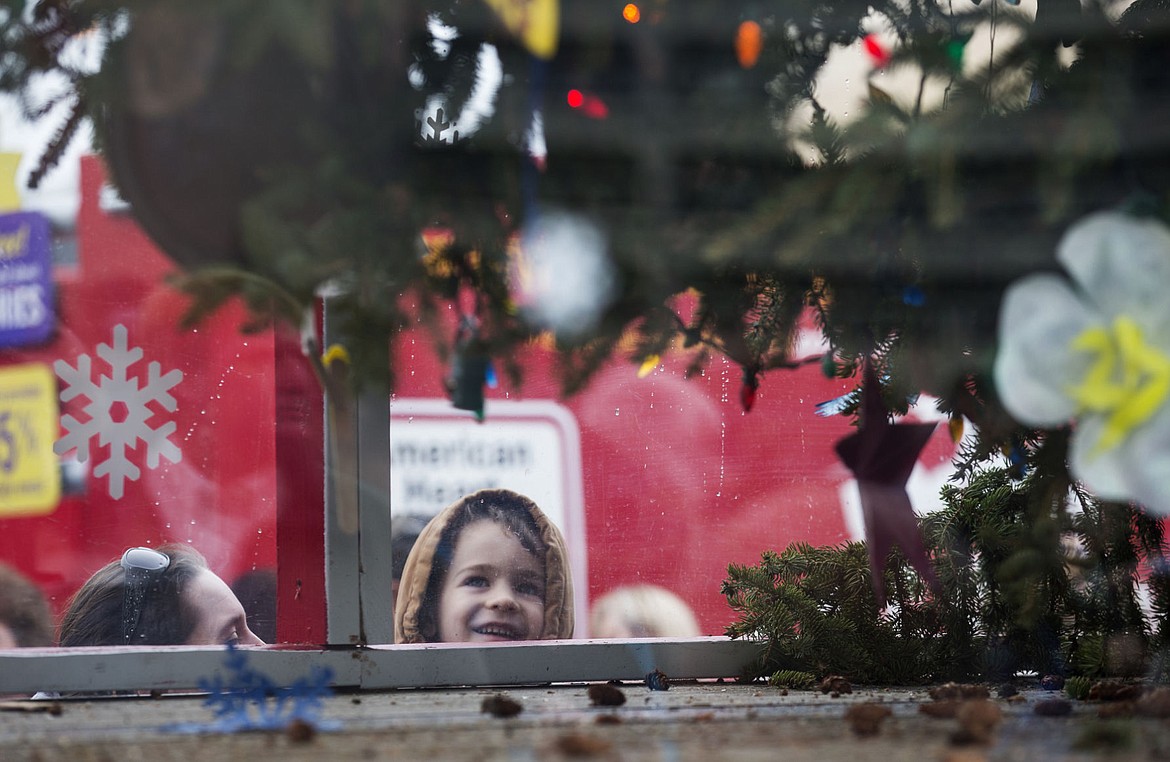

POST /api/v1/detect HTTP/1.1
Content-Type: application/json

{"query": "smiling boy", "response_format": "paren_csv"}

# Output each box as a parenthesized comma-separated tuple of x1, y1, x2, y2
(394, 489, 575, 643)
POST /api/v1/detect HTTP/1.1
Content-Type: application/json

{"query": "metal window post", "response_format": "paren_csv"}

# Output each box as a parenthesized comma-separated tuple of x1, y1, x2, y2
(321, 294, 393, 646)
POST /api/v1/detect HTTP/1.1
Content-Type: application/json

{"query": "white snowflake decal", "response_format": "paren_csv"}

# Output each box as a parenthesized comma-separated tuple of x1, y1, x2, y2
(53, 324, 183, 499)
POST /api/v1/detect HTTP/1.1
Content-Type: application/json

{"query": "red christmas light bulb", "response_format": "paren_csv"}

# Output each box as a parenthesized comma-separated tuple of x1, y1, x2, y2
(740, 372, 759, 412)
(863, 34, 891, 68)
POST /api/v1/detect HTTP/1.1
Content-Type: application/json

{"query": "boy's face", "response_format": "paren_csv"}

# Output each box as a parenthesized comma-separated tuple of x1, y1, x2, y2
(437, 519, 546, 642)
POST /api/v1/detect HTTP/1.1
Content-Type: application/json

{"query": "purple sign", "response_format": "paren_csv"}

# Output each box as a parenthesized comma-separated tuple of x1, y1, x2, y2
(0, 212, 54, 348)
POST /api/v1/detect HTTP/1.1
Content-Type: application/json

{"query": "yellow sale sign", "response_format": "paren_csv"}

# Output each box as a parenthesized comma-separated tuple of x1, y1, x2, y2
(0, 363, 60, 516)
(0, 152, 20, 212)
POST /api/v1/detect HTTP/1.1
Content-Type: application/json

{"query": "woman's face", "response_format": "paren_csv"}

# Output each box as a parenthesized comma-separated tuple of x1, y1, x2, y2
(182, 569, 265, 646)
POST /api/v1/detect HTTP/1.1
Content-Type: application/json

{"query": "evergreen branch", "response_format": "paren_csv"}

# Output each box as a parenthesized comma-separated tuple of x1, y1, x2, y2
(727, 448, 1170, 684)
(26, 95, 85, 189)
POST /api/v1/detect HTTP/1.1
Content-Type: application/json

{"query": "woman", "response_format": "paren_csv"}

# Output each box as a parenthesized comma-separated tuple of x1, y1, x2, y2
(0, 562, 54, 648)
(59, 544, 264, 647)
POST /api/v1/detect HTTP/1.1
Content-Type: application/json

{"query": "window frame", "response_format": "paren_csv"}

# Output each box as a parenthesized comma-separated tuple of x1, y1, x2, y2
(0, 638, 758, 694)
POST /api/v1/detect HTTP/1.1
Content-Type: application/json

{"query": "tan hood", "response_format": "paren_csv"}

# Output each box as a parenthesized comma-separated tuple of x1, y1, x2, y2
(394, 488, 575, 643)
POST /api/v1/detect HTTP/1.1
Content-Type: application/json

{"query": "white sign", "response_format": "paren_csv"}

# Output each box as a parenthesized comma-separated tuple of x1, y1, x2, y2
(389, 398, 589, 632)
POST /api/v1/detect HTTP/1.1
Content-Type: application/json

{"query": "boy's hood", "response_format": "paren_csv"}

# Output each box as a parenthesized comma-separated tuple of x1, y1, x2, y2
(394, 488, 575, 643)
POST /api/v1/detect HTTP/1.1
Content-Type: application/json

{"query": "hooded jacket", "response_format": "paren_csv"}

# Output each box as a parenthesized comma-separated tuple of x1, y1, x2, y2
(394, 488, 575, 643)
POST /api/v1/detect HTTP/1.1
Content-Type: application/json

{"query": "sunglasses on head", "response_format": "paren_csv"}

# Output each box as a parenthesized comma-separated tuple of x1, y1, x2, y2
(120, 547, 170, 644)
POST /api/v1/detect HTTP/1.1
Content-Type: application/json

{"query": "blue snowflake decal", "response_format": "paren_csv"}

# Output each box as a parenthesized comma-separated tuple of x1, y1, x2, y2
(166, 645, 337, 734)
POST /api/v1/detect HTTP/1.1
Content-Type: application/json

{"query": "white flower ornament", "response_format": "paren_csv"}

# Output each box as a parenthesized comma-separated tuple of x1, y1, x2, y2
(994, 211, 1170, 516)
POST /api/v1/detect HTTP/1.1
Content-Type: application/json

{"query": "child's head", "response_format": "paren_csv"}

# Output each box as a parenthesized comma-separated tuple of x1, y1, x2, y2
(589, 584, 701, 638)
(394, 489, 575, 643)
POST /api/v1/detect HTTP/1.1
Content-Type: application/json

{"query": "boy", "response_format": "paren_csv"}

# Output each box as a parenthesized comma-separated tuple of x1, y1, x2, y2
(394, 489, 575, 642)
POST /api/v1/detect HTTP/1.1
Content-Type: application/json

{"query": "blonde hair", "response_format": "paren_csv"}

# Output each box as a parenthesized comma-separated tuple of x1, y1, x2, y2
(590, 584, 700, 638)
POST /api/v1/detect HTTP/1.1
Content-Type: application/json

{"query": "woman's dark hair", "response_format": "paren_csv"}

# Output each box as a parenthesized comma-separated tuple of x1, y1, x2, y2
(418, 491, 547, 641)
(59, 544, 210, 647)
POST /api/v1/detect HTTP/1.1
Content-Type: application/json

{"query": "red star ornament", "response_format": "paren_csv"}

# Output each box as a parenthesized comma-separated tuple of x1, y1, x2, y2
(834, 361, 939, 606)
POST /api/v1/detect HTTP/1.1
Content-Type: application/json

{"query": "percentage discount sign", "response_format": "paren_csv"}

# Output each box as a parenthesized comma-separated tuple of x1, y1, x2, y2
(0, 363, 60, 516)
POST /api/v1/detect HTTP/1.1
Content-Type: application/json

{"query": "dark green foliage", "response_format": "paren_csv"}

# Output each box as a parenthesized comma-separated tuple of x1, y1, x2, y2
(724, 542, 946, 684)
(9, 0, 1167, 405)
(725, 430, 1169, 685)
(1065, 675, 1092, 700)
(1073, 721, 1136, 753)
(768, 669, 816, 690)
(1148, 559, 1170, 682)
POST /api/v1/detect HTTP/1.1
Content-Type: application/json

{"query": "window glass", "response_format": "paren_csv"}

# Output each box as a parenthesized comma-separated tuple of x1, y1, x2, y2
(2, 2, 1164, 682)
(387, 307, 962, 639)
(0, 149, 962, 649)
(0, 154, 293, 648)
(0, 3, 984, 656)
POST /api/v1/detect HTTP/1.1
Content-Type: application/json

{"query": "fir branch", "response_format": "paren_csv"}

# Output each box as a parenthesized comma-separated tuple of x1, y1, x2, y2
(169, 267, 306, 332)
(807, 97, 846, 166)
(728, 449, 1170, 684)
(26, 95, 85, 189)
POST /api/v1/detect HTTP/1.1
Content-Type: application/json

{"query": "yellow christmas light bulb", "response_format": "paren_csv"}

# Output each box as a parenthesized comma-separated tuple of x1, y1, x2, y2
(948, 415, 964, 443)
(483, 0, 559, 60)
(322, 343, 351, 368)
